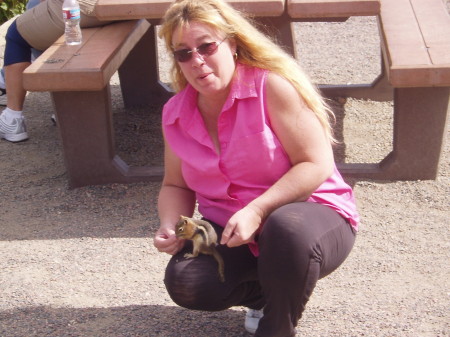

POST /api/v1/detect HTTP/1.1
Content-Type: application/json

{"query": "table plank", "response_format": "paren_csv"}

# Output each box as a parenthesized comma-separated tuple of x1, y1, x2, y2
(410, 0, 450, 66)
(95, 0, 285, 20)
(379, 0, 430, 70)
(287, 0, 380, 18)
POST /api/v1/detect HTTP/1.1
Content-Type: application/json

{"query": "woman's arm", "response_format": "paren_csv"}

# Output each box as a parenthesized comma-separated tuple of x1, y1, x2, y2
(221, 72, 334, 247)
(153, 139, 196, 255)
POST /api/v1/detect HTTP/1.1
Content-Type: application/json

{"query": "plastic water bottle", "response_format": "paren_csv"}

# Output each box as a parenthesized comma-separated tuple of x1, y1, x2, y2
(62, 0, 82, 45)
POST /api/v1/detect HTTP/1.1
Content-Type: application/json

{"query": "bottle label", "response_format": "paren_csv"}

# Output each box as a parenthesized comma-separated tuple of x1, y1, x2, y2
(63, 8, 81, 20)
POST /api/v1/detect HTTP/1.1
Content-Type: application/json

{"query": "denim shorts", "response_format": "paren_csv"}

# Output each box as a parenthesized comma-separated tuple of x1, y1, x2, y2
(4, 20, 32, 66)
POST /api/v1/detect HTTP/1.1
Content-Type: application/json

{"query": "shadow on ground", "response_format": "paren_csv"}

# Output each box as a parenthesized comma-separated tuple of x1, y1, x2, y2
(0, 305, 251, 337)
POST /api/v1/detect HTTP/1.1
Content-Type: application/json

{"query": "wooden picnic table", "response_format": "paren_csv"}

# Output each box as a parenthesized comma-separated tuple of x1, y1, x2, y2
(94, 0, 380, 62)
(24, 0, 450, 187)
(92, 0, 391, 187)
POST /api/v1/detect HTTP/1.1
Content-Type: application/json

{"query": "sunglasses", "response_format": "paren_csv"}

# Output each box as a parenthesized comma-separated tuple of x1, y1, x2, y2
(172, 37, 227, 63)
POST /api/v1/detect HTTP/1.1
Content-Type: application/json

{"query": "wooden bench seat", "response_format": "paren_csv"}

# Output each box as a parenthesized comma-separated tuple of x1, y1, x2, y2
(21, 0, 449, 187)
(23, 19, 165, 188)
(24, 20, 147, 92)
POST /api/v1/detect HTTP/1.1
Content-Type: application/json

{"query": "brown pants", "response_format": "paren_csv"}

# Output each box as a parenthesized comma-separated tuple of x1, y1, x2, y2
(164, 202, 356, 337)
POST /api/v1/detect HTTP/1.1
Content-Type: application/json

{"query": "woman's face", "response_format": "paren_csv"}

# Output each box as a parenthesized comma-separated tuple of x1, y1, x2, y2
(172, 22, 236, 99)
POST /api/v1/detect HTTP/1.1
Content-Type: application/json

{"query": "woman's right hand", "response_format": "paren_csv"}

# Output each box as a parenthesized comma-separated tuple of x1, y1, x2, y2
(153, 226, 184, 255)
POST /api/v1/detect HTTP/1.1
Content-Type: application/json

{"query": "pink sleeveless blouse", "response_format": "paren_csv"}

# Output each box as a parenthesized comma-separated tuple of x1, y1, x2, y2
(162, 64, 359, 253)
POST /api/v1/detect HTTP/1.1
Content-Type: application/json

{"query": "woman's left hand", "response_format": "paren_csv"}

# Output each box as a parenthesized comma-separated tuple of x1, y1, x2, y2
(220, 205, 263, 247)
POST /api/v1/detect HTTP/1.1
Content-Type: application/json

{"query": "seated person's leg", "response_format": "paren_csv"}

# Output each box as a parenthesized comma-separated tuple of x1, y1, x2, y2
(4, 20, 33, 111)
(0, 20, 32, 142)
(0, 0, 41, 98)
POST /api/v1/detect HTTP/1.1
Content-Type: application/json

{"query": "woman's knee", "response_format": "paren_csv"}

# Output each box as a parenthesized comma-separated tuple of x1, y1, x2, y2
(259, 203, 316, 249)
(258, 202, 347, 265)
(164, 255, 227, 311)
(259, 202, 356, 279)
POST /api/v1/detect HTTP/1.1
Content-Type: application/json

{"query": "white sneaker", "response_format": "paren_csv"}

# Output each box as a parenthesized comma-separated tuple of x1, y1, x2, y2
(245, 308, 264, 334)
(0, 115, 28, 142)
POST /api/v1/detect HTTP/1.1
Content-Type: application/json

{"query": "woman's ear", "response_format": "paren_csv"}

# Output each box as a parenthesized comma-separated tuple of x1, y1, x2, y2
(228, 37, 237, 55)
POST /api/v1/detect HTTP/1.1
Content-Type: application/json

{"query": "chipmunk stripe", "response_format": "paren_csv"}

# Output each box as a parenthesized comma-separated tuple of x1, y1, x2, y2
(195, 225, 210, 246)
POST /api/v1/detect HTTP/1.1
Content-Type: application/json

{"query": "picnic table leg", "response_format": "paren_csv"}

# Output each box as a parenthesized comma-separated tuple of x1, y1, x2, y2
(118, 24, 173, 108)
(256, 14, 296, 58)
(380, 87, 449, 179)
(340, 87, 449, 180)
(51, 88, 163, 188)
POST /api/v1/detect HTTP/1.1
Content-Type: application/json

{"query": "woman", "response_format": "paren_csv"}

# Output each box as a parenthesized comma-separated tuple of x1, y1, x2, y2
(0, 0, 110, 142)
(153, 0, 359, 335)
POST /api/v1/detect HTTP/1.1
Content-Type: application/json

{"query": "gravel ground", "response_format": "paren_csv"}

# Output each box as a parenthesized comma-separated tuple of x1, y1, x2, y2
(0, 8, 449, 337)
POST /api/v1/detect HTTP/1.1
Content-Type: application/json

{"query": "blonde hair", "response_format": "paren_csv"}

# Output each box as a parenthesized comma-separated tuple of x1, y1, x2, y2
(159, 0, 335, 141)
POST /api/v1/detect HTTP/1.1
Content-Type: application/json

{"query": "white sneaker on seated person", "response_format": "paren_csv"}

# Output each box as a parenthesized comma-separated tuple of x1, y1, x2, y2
(0, 109, 28, 142)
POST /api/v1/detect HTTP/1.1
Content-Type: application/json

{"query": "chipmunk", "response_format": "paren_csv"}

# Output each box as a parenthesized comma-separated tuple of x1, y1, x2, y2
(175, 215, 225, 282)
